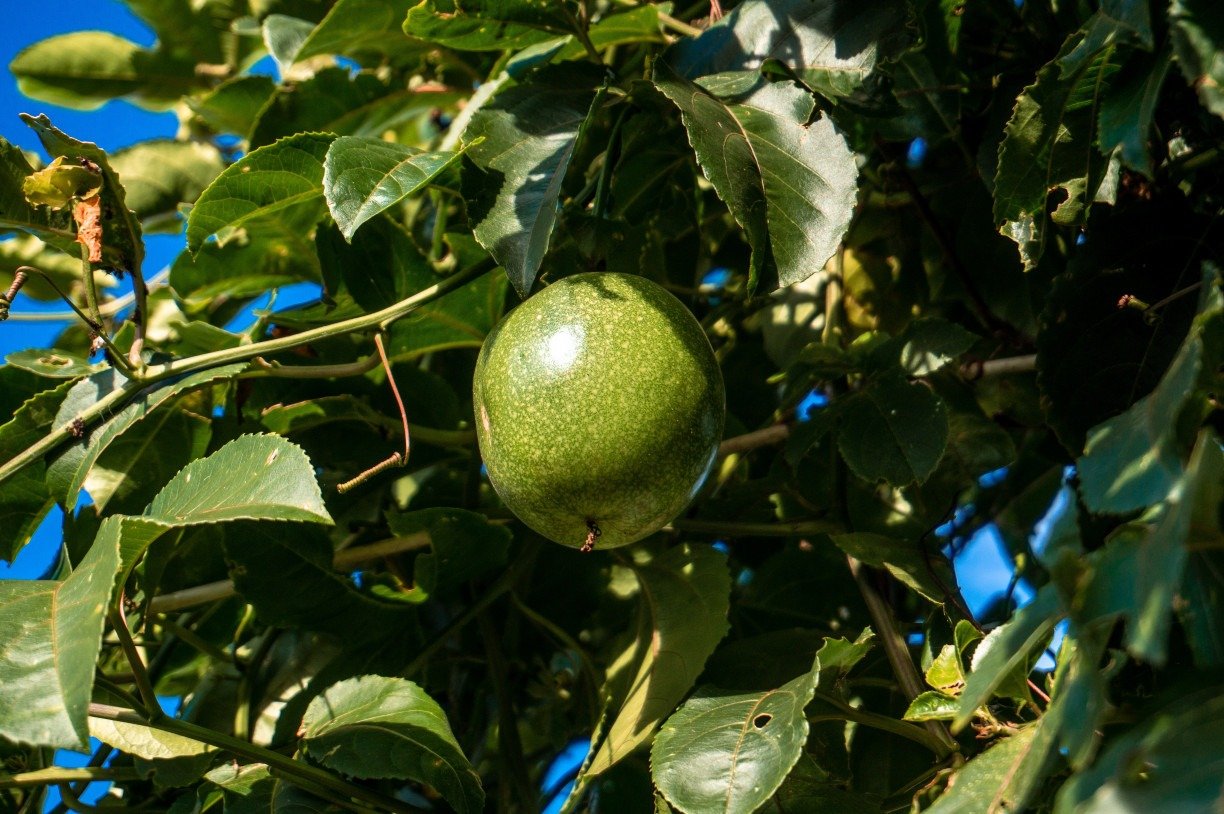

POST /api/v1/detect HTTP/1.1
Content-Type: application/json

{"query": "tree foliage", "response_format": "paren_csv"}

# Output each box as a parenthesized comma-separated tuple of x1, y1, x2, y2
(0, 1, 1222, 812)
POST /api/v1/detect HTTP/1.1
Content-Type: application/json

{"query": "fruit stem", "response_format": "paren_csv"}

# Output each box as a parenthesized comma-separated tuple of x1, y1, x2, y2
(582, 520, 602, 553)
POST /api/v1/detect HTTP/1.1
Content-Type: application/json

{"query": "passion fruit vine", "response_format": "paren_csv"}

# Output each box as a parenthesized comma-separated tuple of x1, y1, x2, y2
(473, 272, 725, 551)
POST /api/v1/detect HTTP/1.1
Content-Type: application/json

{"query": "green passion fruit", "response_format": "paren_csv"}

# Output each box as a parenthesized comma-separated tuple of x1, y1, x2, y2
(473, 272, 725, 550)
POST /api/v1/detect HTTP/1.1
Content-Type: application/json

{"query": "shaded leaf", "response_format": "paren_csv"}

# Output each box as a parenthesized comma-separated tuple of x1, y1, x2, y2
(1054, 686, 1224, 814)
(662, 0, 910, 100)
(463, 72, 601, 297)
(186, 133, 334, 254)
(0, 520, 120, 748)
(323, 136, 464, 240)
(1077, 334, 1201, 513)
(1098, 47, 1172, 174)
(653, 67, 857, 293)
(250, 68, 450, 150)
(585, 544, 731, 776)
(993, 21, 1125, 269)
(894, 318, 978, 376)
(385, 508, 511, 602)
(829, 533, 957, 603)
(301, 675, 483, 814)
(652, 659, 820, 814)
(47, 364, 246, 511)
(145, 434, 331, 526)
(1170, 0, 1224, 119)
(222, 523, 418, 642)
(837, 372, 949, 485)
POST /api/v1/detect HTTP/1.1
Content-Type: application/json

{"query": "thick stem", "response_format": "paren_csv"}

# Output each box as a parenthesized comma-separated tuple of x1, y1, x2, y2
(85, 704, 419, 813)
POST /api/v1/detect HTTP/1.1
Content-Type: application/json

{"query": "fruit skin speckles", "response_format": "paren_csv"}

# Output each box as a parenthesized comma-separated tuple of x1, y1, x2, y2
(473, 272, 725, 550)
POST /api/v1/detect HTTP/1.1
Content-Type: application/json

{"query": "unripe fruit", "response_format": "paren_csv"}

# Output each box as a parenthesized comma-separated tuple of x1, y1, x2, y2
(473, 272, 725, 550)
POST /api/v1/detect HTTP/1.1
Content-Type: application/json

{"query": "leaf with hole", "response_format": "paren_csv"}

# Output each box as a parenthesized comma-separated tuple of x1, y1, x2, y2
(651, 658, 820, 814)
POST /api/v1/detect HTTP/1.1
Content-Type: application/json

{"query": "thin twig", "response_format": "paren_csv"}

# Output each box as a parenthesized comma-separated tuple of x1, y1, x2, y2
(658, 11, 703, 37)
(959, 354, 1038, 380)
(718, 424, 790, 456)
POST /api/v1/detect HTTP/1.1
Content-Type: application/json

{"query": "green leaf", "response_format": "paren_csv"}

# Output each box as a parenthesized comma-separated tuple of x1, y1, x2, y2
(110, 140, 226, 232)
(954, 585, 1063, 730)
(47, 365, 246, 511)
(652, 68, 857, 294)
(661, 0, 910, 100)
(4, 349, 102, 379)
(88, 718, 214, 761)
(404, 0, 556, 51)
(836, 372, 949, 485)
(0, 380, 77, 561)
(9, 31, 199, 111)
(585, 544, 731, 776)
(20, 156, 102, 208)
(0, 519, 121, 748)
(904, 691, 959, 722)
(186, 75, 278, 138)
(186, 133, 334, 255)
(204, 763, 336, 813)
(463, 74, 601, 297)
(262, 14, 317, 75)
(1098, 47, 1172, 174)
(0, 138, 82, 261)
(829, 533, 956, 603)
(301, 675, 483, 814)
(1054, 686, 1224, 814)
(295, 0, 419, 65)
(1077, 335, 1202, 513)
(926, 727, 1050, 814)
(21, 114, 146, 272)
(323, 136, 464, 240)
(145, 434, 331, 526)
(651, 659, 820, 814)
(925, 644, 965, 691)
(993, 21, 1125, 269)
(385, 508, 511, 602)
(1170, 0, 1224, 119)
